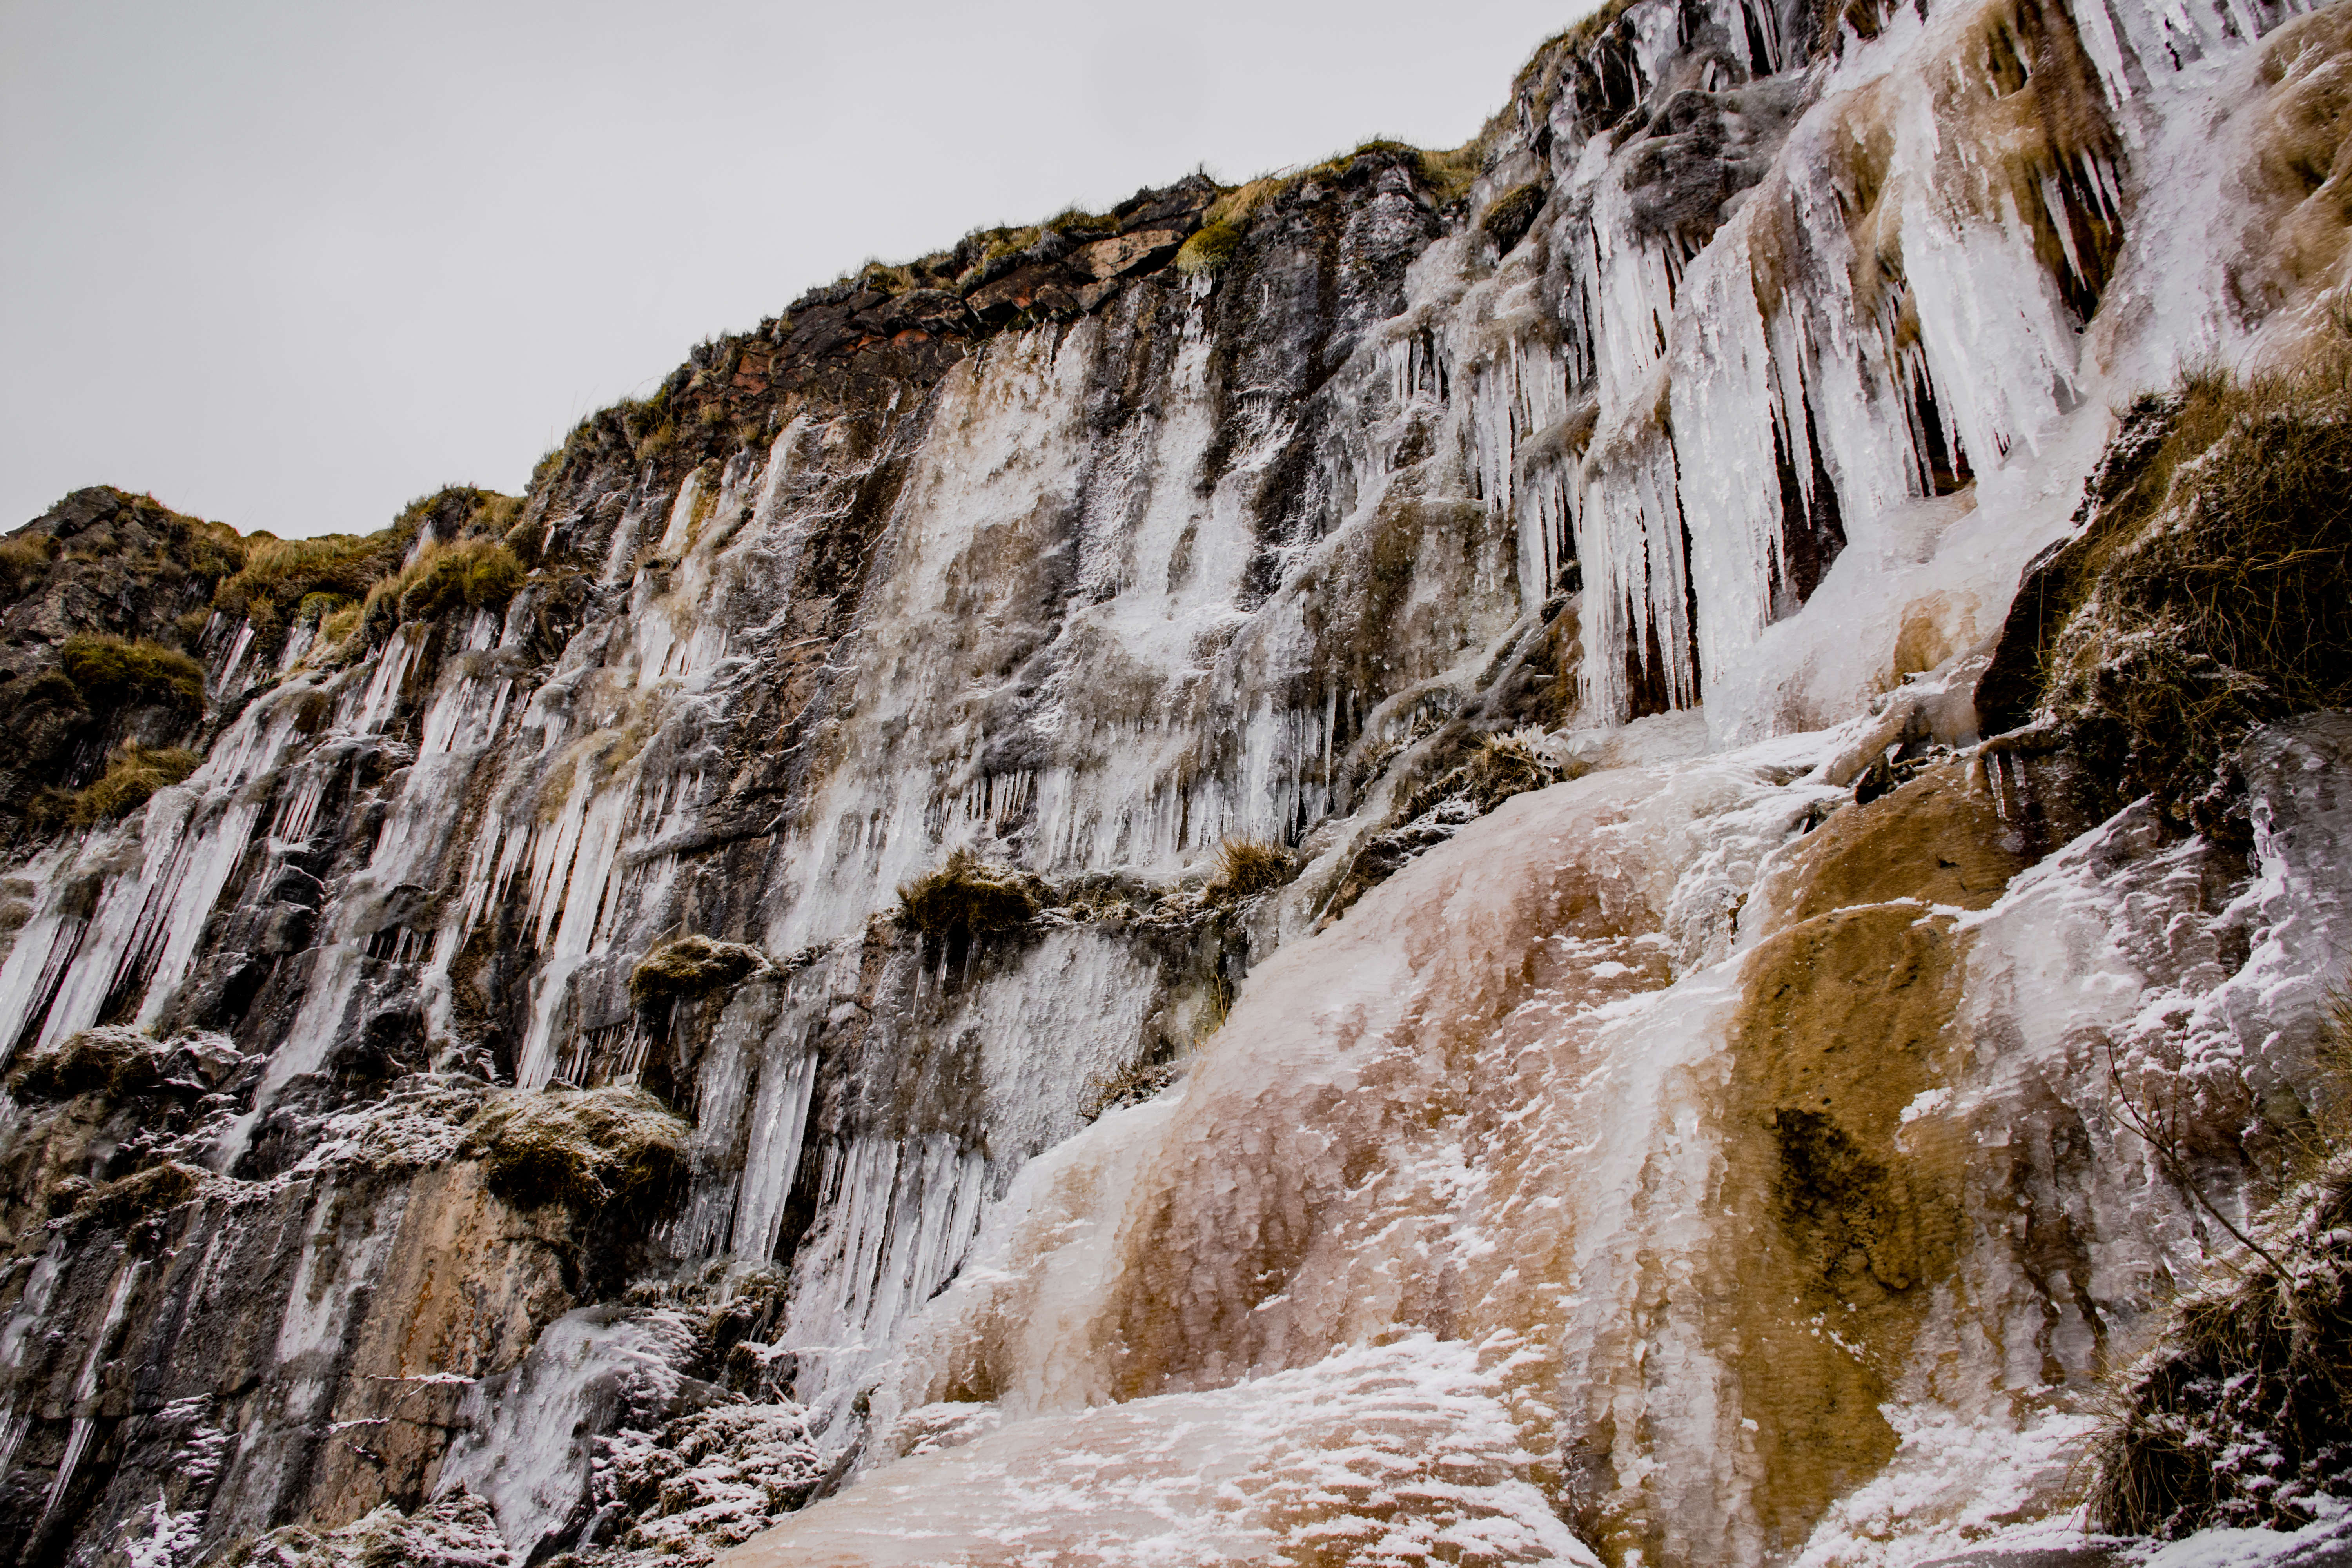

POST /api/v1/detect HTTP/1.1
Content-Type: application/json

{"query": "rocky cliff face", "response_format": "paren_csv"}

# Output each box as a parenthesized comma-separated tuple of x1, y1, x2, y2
(5, 0, 2352, 1561)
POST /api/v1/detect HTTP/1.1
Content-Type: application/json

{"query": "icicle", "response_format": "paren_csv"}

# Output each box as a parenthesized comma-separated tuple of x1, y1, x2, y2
(42, 1261, 144, 1523)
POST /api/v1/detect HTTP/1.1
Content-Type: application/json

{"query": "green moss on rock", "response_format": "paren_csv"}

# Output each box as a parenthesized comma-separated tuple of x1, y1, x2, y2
(1174, 223, 1242, 276)
(59, 634, 204, 709)
(1481, 181, 1547, 252)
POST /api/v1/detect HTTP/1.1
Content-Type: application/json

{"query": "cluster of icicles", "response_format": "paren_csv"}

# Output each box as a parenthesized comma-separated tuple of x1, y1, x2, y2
(5, 0, 2347, 1555)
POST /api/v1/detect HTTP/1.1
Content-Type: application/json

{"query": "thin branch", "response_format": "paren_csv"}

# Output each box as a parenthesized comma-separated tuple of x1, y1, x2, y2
(2104, 1039, 2286, 1276)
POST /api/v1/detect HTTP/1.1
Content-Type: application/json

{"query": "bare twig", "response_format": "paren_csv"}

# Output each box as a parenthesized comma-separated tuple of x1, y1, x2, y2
(2104, 1038, 2285, 1276)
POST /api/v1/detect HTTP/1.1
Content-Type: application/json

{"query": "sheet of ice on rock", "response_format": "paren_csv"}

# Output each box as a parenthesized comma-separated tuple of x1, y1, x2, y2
(720, 1337, 1595, 1568)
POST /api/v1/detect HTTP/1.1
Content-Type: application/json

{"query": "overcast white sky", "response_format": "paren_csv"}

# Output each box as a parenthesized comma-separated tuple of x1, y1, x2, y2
(2, 0, 1592, 539)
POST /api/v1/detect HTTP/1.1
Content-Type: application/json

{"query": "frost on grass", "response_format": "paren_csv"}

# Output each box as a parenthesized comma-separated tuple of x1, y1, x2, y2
(221, 1488, 513, 1567)
(1325, 728, 1581, 918)
(576, 1403, 823, 1564)
(1984, 352, 2352, 818)
(290, 1081, 494, 1175)
(2088, 1144, 2352, 1538)
(1080, 1054, 1187, 1122)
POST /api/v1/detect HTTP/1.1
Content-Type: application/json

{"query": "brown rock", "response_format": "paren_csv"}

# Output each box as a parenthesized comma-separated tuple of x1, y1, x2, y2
(1751, 759, 2027, 932)
(966, 266, 1083, 323)
(1069, 228, 1185, 279)
(964, 269, 1043, 317)
(290, 1160, 581, 1524)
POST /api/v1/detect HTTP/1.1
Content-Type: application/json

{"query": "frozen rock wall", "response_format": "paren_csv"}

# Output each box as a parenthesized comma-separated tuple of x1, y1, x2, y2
(5, 0, 2352, 1559)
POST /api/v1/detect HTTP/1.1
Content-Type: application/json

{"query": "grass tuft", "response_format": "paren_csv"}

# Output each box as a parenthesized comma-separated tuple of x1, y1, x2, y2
(1406, 729, 1579, 821)
(1082, 1056, 1185, 1121)
(629, 934, 768, 1002)
(1205, 838, 1294, 903)
(0, 532, 60, 598)
(897, 849, 1045, 940)
(464, 1085, 690, 1211)
(52, 745, 201, 827)
(2086, 1144, 2352, 1536)
(1045, 207, 1118, 239)
(318, 603, 364, 646)
(2027, 349, 2352, 805)
(1176, 178, 1283, 277)
(358, 538, 527, 640)
(399, 539, 526, 621)
(1414, 142, 1489, 205)
(59, 634, 204, 709)
(1175, 222, 1243, 276)
(209, 521, 419, 641)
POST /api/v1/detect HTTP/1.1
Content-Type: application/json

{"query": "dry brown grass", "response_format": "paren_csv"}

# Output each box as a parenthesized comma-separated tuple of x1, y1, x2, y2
(2085, 1147, 2352, 1536)
(0, 531, 59, 599)
(464, 1085, 689, 1211)
(1082, 1056, 1185, 1121)
(629, 934, 768, 1002)
(53, 744, 200, 827)
(897, 849, 1046, 940)
(1205, 838, 1294, 903)
(2086, 999, 2352, 1537)
(1405, 729, 1579, 821)
(210, 525, 414, 640)
(5, 1026, 164, 1102)
(214, 486, 519, 648)
(68, 1161, 204, 1233)
(1176, 179, 1281, 278)
(2025, 348, 2352, 804)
